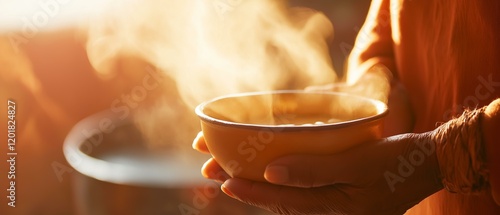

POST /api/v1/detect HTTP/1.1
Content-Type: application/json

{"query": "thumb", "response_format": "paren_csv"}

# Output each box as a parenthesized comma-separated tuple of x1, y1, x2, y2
(262, 137, 409, 188)
(263, 144, 382, 188)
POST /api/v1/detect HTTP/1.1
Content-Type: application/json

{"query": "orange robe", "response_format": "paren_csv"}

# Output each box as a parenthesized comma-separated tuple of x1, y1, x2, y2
(348, 0, 500, 214)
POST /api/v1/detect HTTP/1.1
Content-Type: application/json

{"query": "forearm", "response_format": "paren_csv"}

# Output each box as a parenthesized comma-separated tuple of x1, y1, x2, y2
(344, 0, 415, 136)
(346, 0, 395, 85)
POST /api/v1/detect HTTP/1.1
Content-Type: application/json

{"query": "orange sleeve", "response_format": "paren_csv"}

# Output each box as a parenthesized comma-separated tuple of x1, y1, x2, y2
(346, 0, 396, 84)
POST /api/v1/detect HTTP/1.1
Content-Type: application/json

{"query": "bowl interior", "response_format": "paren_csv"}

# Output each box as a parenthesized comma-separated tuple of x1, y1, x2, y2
(198, 91, 387, 128)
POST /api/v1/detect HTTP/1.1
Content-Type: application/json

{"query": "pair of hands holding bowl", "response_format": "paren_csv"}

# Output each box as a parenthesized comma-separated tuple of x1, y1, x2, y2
(193, 131, 442, 215)
(192, 66, 443, 215)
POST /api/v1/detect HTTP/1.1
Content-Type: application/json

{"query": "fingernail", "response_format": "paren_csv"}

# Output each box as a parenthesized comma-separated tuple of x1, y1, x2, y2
(221, 183, 234, 198)
(264, 165, 289, 184)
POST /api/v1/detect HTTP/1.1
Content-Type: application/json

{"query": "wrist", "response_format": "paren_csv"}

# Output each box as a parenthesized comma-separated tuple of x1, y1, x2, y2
(383, 81, 414, 136)
(432, 106, 490, 194)
(387, 132, 443, 207)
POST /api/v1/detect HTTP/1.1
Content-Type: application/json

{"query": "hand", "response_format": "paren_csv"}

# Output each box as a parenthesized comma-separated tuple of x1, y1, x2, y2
(193, 132, 443, 215)
(306, 64, 392, 102)
(307, 64, 415, 136)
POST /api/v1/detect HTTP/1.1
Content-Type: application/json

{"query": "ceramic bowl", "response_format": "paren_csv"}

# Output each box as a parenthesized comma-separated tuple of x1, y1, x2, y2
(195, 90, 388, 182)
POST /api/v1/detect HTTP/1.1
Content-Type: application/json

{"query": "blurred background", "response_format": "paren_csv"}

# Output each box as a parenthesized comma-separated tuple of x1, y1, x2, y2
(0, 0, 370, 214)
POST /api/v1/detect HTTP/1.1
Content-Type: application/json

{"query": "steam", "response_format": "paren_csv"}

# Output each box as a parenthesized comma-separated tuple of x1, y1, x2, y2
(86, 0, 337, 108)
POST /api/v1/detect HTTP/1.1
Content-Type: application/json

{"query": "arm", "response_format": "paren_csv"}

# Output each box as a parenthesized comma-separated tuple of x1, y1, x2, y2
(345, 0, 414, 136)
(308, 0, 413, 136)
(346, 0, 395, 84)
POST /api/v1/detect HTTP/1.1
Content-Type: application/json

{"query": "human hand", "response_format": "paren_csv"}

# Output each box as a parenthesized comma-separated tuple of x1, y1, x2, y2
(193, 132, 443, 215)
(306, 64, 392, 102)
(307, 64, 414, 136)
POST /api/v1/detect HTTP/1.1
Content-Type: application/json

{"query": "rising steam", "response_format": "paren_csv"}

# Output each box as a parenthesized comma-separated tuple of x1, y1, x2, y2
(85, 0, 338, 108)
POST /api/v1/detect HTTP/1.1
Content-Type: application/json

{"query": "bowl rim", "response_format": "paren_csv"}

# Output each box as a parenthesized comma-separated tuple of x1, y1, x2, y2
(62, 110, 208, 188)
(195, 90, 388, 131)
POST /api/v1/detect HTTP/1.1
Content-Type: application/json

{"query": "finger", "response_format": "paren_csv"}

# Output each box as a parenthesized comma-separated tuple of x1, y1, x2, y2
(192, 131, 210, 154)
(201, 158, 230, 183)
(221, 178, 348, 215)
(264, 155, 356, 188)
(264, 141, 391, 188)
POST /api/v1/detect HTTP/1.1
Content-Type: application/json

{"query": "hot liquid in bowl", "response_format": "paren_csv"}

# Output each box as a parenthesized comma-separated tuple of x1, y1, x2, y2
(196, 90, 388, 182)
